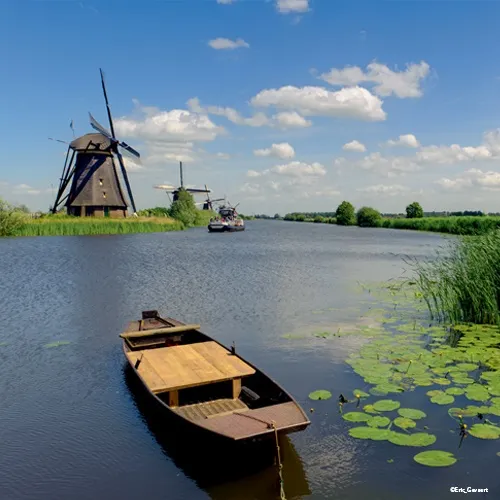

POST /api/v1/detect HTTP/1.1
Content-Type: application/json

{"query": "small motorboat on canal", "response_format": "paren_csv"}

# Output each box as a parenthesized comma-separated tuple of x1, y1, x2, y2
(120, 310, 310, 445)
(208, 202, 245, 232)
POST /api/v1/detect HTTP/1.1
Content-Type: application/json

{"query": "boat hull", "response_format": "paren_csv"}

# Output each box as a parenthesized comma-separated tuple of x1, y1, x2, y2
(208, 224, 245, 232)
(121, 314, 310, 447)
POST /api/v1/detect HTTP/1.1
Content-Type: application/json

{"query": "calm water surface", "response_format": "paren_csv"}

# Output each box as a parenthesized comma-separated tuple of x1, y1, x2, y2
(1, 221, 497, 499)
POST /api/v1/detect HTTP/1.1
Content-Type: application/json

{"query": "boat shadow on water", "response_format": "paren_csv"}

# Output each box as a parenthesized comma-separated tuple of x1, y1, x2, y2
(123, 365, 311, 499)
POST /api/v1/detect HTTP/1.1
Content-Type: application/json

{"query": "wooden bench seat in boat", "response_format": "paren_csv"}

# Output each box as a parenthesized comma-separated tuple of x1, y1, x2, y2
(173, 398, 249, 421)
(126, 341, 256, 405)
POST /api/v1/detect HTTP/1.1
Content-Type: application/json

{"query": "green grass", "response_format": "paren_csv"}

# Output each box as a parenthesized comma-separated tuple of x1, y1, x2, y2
(381, 216, 500, 235)
(409, 229, 500, 324)
(284, 214, 500, 235)
(15, 216, 184, 236)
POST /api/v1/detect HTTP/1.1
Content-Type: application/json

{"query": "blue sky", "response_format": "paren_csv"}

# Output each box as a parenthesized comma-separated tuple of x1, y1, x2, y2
(2, 0, 500, 214)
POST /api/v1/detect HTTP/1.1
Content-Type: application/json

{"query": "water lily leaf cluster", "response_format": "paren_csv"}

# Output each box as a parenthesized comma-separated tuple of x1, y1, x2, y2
(340, 280, 500, 465)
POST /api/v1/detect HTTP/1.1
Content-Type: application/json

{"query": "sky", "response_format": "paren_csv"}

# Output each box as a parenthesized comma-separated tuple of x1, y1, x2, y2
(2, 0, 500, 215)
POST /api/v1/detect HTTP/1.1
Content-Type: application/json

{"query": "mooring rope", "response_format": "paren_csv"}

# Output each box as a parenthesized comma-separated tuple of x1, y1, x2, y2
(232, 413, 286, 499)
(271, 420, 287, 500)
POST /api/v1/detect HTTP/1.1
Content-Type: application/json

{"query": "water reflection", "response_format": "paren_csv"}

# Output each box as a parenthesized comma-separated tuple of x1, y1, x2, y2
(123, 365, 311, 499)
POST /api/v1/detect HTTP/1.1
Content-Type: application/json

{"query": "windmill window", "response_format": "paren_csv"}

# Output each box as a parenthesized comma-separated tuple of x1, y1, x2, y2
(103, 191, 107, 199)
(99, 178, 103, 186)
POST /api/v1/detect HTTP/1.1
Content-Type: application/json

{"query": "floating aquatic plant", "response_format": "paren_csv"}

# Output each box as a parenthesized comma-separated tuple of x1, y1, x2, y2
(413, 450, 457, 467)
(398, 408, 427, 420)
(388, 432, 437, 447)
(348, 427, 392, 441)
(342, 412, 373, 423)
(44, 341, 71, 348)
(373, 400, 401, 412)
(368, 416, 391, 428)
(308, 390, 332, 401)
(445, 387, 465, 396)
(430, 394, 455, 405)
(353, 389, 370, 399)
(394, 417, 417, 430)
(468, 424, 500, 440)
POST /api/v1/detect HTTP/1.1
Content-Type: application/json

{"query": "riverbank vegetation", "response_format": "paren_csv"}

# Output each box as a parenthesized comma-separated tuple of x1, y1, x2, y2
(409, 229, 500, 325)
(286, 279, 500, 468)
(283, 201, 500, 236)
(0, 189, 214, 237)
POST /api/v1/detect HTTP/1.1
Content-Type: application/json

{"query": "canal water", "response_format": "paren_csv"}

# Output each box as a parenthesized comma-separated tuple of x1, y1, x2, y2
(0, 221, 496, 499)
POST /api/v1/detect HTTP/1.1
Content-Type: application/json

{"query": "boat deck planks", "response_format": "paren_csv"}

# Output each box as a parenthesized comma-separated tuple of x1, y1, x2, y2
(125, 341, 256, 394)
(173, 398, 249, 421)
(126, 352, 166, 393)
(198, 402, 308, 440)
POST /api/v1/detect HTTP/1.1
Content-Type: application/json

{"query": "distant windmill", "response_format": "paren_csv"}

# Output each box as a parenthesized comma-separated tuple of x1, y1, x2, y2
(197, 185, 224, 211)
(154, 161, 211, 203)
(51, 69, 141, 217)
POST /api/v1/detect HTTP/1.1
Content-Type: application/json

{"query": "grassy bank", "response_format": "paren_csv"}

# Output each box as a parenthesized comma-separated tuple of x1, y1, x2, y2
(283, 214, 500, 235)
(410, 229, 500, 325)
(15, 216, 185, 237)
(1, 190, 214, 237)
(381, 216, 500, 235)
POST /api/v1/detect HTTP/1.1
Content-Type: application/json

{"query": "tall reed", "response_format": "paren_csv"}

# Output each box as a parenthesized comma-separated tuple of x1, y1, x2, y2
(409, 229, 500, 324)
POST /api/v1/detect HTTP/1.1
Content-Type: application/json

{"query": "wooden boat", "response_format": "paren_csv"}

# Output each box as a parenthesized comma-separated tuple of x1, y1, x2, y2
(121, 310, 310, 444)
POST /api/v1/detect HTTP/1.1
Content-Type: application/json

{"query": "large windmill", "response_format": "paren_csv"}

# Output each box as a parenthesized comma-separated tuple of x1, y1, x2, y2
(51, 69, 140, 217)
(154, 161, 212, 204)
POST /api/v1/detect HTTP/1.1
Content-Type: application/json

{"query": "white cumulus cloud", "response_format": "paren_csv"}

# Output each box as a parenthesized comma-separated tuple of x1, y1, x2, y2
(250, 85, 386, 121)
(357, 184, 409, 196)
(335, 128, 500, 178)
(343, 140, 366, 152)
(386, 134, 420, 148)
(208, 38, 249, 50)
(437, 169, 500, 191)
(276, 0, 310, 13)
(187, 97, 311, 129)
(319, 61, 431, 98)
(254, 142, 295, 159)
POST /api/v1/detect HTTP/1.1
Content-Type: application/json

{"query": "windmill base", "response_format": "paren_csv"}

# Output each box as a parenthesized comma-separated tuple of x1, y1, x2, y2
(68, 206, 128, 218)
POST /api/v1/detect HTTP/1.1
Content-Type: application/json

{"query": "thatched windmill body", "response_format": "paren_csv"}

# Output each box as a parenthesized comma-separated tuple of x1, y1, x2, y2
(51, 69, 140, 217)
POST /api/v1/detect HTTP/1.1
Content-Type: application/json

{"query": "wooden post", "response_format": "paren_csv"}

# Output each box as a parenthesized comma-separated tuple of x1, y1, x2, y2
(169, 390, 179, 407)
(232, 378, 241, 399)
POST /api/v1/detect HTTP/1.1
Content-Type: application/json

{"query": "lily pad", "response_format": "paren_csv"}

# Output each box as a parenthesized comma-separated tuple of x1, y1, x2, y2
(388, 432, 437, 447)
(398, 408, 427, 420)
(394, 417, 417, 430)
(465, 385, 490, 403)
(353, 389, 370, 399)
(445, 387, 465, 396)
(430, 394, 455, 405)
(413, 450, 457, 467)
(432, 377, 451, 386)
(367, 416, 391, 428)
(44, 341, 71, 348)
(342, 412, 373, 423)
(469, 424, 500, 440)
(308, 390, 332, 401)
(363, 404, 379, 414)
(455, 363, 478, 371)
(348, 426, 391, 441)
(426, 390, 444, 397)
(373, 399, 401, 412)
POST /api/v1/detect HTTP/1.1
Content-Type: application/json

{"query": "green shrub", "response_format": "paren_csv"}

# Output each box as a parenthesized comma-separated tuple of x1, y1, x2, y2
(335, 201, 356, 226)
(357, 206, 382, 227)
(406, 202, 424, 219)
(0, 198, 26, 236)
